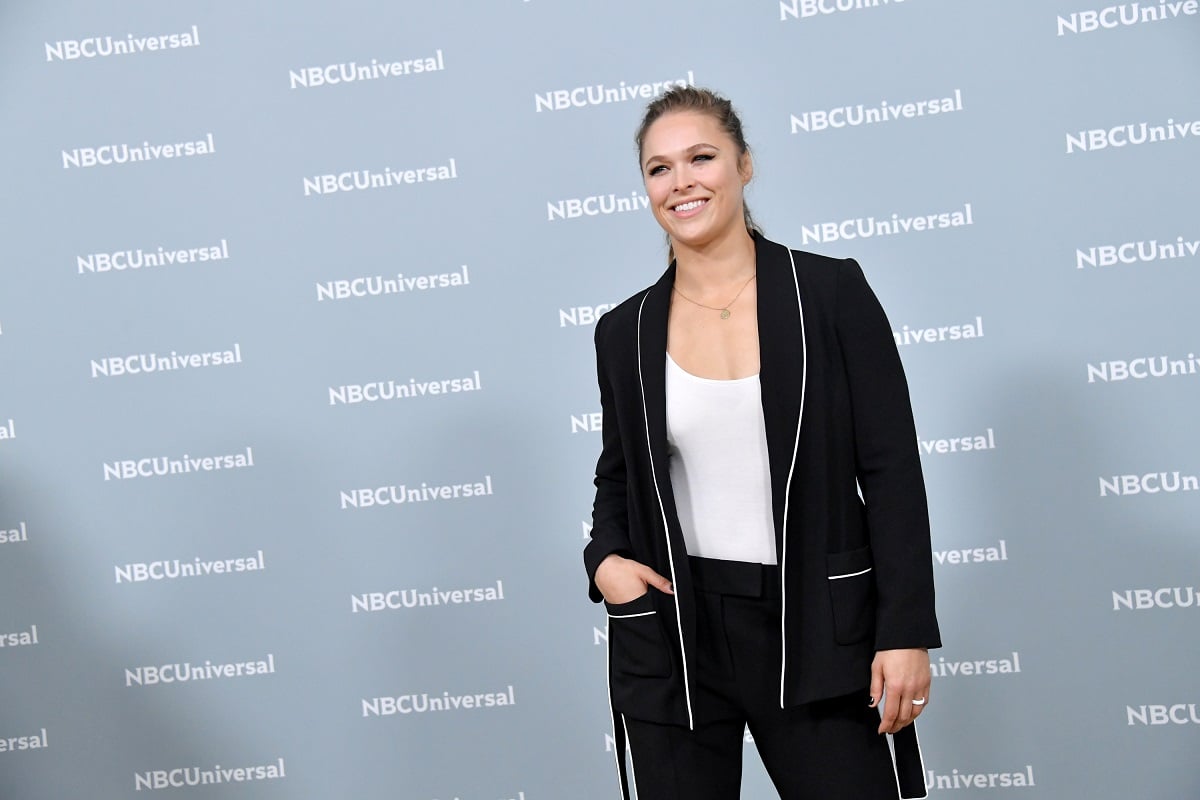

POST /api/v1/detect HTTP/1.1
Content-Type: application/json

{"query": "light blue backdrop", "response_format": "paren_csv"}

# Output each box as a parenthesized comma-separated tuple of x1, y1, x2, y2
(1, 2, 1197, 798)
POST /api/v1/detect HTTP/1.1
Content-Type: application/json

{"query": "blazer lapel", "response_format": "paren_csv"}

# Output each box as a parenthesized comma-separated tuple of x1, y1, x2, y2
(637, 263, 675, 492)
(754, 234, 807, 535)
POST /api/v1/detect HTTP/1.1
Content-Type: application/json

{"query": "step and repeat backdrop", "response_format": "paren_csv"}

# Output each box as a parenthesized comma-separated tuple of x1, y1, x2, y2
(1, 1, 1197, 798)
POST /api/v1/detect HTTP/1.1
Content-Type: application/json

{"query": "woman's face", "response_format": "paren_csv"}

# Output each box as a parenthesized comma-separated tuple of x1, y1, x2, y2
(640, 110, 752, 255)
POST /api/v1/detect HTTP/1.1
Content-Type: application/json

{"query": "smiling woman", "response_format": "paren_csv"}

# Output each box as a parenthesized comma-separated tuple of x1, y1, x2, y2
(637, 90, 761, 267)
(583, 87, 941, 800)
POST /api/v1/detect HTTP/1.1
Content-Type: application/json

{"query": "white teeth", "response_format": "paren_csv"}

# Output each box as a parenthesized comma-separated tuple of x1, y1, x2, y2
(675, 199, 705, 212)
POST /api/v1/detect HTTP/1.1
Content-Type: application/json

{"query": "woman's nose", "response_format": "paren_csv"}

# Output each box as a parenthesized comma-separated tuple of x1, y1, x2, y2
(673, 166, 694, 191)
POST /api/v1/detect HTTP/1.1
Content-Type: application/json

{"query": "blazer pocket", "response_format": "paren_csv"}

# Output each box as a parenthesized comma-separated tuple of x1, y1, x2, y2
(604, 592, 672, 678)
(826, 546, 876, 645)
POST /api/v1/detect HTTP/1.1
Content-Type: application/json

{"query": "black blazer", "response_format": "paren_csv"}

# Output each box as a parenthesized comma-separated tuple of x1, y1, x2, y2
(585, 233, 941, 727)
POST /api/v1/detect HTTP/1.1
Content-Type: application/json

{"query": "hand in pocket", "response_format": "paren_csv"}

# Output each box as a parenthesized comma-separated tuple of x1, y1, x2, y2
(595, 554, 673, 604)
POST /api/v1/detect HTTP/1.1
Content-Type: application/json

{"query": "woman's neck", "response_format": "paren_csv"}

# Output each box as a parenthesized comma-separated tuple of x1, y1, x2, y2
(673, 229, 757, 291)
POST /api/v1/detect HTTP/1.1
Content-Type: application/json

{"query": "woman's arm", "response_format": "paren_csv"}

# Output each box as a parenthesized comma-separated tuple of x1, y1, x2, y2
(834, 258, 941, 649)
(585, 311, 652, 599)
(834, 257, 940, 732)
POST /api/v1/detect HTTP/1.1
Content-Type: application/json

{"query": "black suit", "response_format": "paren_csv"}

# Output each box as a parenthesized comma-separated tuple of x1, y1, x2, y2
(585, 233, 940, 734)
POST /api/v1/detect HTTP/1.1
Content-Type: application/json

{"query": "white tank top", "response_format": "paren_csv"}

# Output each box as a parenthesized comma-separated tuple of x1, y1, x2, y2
(665, 352, 778, 565)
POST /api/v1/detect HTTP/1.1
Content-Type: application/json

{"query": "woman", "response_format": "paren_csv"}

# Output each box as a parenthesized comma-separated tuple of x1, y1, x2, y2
(585, 87, 941, 800)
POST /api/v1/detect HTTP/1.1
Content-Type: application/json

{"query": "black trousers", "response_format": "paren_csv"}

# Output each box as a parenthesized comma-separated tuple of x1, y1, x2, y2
(622, 557, 903, 800)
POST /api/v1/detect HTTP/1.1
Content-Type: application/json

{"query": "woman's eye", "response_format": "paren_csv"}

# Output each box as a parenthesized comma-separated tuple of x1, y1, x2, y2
(648, 165, 667, 176)
(694, 154, 713, 163)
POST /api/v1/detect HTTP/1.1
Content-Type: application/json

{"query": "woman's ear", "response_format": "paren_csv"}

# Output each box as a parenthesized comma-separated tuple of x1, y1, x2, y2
(740, 152, 754, 185)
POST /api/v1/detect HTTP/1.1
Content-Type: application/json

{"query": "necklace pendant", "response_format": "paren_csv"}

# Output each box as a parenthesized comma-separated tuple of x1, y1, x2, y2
(720, 309, 731, 320)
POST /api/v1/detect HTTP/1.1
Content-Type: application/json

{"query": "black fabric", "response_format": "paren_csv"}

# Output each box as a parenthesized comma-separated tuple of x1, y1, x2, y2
(585, 235, 941, 723)
(622, 557, 903, 799)
(892, 725, 927, 799)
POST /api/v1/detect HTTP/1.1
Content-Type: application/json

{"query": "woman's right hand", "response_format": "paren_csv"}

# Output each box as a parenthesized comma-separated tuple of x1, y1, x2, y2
(595, 554, 674, 604)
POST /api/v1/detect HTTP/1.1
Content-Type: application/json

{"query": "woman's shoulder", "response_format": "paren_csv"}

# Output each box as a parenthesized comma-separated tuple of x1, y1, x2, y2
(592, 284, 654, 350)
(594, 262, 673, 340)
(609, 284, 657, 320)
(763, 236, 853, 271)
(757, 235, 859, 299)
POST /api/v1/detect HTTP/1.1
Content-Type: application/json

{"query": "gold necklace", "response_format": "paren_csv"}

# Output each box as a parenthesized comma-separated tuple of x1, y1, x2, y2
(673, 272, 756, 320)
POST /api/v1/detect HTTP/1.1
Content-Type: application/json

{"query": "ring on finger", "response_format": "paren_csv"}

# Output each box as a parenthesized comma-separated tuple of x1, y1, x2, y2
(912, 697, 927, 706)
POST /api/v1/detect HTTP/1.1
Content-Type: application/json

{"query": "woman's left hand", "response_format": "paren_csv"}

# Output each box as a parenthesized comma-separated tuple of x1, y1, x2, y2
(870, 648, 931, 734)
